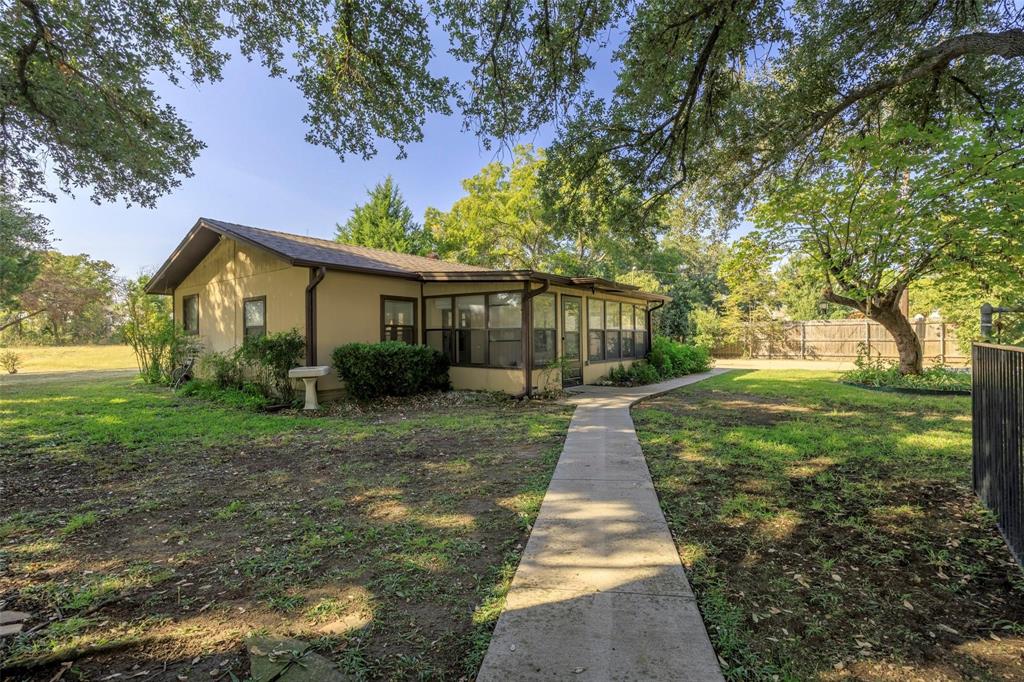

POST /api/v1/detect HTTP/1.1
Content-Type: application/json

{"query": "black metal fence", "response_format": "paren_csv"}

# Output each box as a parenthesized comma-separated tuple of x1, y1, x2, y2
(973, 342, 1024, 566)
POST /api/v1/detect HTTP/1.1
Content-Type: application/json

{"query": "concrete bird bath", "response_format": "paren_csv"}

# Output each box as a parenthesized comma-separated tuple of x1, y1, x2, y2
(288, 366, 331, 410)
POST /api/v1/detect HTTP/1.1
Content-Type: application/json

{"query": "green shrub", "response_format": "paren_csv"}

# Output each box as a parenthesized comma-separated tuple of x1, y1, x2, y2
(629, 361, 662, 384)
(842, 353, 970, 392)
(607, 363, 631, 385)
(332, 341, 450, 400)
(0, 350, 22, 374)
(238, 329, 305, 400)
(605, 360, 674, 387)
(649, 336, 712, 378)
(178, 379, 272, 410)
(120, 275, 196, 385)
(198, 350, 243, 389)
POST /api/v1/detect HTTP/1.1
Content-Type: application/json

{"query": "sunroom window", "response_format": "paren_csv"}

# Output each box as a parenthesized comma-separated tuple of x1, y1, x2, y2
(532, 293, 557, 367)
(488, 292, 522, 368)
(588, 299, 604, 362)
(604, 301, 621, 359)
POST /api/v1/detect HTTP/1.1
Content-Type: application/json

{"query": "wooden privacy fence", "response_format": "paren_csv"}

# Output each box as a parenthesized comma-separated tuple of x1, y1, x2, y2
(713, 319, 969, 365)
(973, 343, 1024, 566)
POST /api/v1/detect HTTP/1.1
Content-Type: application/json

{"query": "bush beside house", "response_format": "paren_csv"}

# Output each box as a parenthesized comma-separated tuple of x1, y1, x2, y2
(604, 337, 712, 386)
(332, 341, 450, 400)
(182, 329, 305, 409)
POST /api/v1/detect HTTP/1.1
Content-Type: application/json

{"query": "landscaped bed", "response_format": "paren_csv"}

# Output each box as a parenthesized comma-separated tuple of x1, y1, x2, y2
(633, 370, 1024, 681)
(0, 377, 572, 680)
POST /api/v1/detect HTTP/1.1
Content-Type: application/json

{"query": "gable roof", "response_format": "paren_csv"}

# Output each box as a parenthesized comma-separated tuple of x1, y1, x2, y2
(146, 218, 669, 301)
(146, 218, 489, 294)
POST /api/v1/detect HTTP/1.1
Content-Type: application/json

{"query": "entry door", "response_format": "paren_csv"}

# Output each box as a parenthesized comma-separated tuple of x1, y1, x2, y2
(561, 295, 583, 387)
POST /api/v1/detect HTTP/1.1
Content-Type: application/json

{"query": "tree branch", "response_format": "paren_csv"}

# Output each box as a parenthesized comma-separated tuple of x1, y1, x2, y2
(806, 29, 1024, 138)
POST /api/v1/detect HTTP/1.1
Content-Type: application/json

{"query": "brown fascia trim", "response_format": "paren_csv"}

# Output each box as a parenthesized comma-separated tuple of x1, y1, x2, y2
(145, 220, 209, 294)
(520, 278, 551, 398)
(305, 266, 326, 365)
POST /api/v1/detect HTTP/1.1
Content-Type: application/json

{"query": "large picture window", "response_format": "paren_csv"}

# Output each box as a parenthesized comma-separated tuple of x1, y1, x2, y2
(382, 296, 417, 344)
(243, 296, 266, 340)
(182, 294, 198, 335)
(532, 293, 557, 367)
(424, 292, 523, 368)
(588, 299, 604, 362)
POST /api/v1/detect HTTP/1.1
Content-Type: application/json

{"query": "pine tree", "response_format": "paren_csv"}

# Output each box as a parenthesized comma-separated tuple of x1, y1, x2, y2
(335, 177, 432, 255)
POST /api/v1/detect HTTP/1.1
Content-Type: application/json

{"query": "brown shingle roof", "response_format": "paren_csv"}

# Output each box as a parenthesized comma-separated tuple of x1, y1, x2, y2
(203, 218, 489, 275)
(145, 217, 670, 302)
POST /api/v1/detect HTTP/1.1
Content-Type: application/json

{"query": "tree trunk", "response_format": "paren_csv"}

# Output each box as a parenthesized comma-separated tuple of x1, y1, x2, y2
(869, 307, 923, 374)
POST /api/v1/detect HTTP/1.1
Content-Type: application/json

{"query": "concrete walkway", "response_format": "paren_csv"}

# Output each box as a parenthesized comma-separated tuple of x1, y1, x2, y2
(478, 370, 728, 681)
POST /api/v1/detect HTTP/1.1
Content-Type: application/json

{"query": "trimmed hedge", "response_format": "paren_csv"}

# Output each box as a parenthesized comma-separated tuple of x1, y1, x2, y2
(332, 341, 450, 400)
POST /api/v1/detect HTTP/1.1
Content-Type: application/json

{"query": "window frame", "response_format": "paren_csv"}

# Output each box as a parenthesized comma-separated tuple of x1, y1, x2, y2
(587, 298, 651, 364)
(604, 300, 621, 361)
(380, 295, 418, 344)
(634, 304, 649, 358)
(532, 292, 558, 368)
(587, 298, 605, 362)
(243, 295, 267, 340)
(423, 290, 526, 369)
(182, 294, 199, 336)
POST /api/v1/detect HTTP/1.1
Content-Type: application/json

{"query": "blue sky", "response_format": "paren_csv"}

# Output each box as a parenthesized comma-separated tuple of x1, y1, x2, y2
(36, 41, 577, 276)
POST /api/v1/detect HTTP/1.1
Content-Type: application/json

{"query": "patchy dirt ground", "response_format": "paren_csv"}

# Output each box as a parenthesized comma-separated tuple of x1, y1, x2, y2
(633, 370, 1024, 682)
(0, 378, 572, 680)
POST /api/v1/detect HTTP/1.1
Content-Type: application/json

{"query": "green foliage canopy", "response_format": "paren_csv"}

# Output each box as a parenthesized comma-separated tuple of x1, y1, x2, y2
(750, 116, 1024, 370)
(5, 250, 117, 343)
(0, 192, 48, 310)
(7, 1, 1021, 215)
(336, 176, 433, 254)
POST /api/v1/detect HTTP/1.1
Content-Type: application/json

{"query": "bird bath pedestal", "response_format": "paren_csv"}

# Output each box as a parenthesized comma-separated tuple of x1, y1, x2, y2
(288, 366, 331, 410)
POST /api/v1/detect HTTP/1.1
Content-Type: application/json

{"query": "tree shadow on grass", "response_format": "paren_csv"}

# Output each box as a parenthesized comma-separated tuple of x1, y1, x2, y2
(632, 371, 1023, 680)
(0, 387, 573, 680)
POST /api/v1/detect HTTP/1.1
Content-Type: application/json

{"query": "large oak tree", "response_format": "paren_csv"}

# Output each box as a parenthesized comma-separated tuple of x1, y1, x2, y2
(3, 1, 1022, 209)
(750, 117, 1024, 373)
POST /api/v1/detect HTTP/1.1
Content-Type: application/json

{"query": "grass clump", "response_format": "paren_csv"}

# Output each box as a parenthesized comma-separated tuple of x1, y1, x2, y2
(61, 511, 98, 535)
(178, 379, 273, 410)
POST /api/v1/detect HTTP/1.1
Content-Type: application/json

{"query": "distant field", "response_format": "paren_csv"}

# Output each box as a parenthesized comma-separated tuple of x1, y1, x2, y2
(1, 345, 136, 373)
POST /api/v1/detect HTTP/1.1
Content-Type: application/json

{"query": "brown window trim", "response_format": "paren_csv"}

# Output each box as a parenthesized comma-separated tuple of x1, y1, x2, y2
(243, 295, 267, 340)
(380, 295, 418, 344)
(182, 294, 199, 335)
(423, 290, 525, 369)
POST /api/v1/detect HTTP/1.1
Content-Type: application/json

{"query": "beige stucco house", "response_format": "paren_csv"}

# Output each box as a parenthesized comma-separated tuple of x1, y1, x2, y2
(147, 218, 669, 396)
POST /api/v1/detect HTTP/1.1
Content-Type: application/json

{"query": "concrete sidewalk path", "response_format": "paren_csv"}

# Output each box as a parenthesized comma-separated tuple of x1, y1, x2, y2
(477, 370, 728, 682)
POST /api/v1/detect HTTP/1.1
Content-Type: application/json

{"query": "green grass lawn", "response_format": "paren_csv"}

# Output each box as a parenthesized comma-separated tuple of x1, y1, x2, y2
(634, 370, 1024, 681)
(0, 344, 136, 373)
(0, 378, 572, 680)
